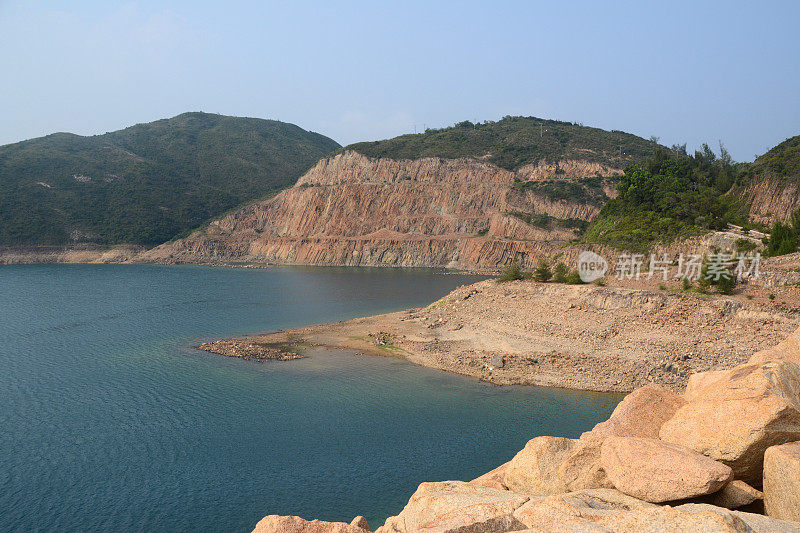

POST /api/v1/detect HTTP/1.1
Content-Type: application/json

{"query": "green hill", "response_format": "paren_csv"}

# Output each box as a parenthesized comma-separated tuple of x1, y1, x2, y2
(0, 112, 340, 246)
(744, 134, 800, 181)
(582, 144, 755, 252)
(346, 116, 661, 171)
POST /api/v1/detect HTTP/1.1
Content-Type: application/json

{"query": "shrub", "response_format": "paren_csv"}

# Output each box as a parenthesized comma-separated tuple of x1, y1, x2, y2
(716, 274, 736, 295)
(682, 278, 693, 291)
(497, 261, 524, 282)
(565, 270, 585, 284)
(553, 262, 569, 283)
(735, 238, 757, 253)
(533, 259, 553, 282)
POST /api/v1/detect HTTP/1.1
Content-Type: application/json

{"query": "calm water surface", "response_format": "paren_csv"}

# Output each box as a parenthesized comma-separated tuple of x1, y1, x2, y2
(0, 265, 620, 532)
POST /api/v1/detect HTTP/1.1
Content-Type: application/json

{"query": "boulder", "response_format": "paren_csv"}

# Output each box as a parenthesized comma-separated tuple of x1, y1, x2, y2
(557, 437, 613, 492)
(684, 369, 728, 402)
(676, 504, 800, 533)
(750, 326, 800, 365)
(512, 492, 800, 532)
(660, 361, 800, 484)
(511, 488, 657, 531)
(375, 480, 529, 533)
(581, 383, 686, 439)
(469, 461, 509, 490)
(709, 480, 763, 510)
(502, 436, 574, 494)
(350, 516, 370, 531)
(252, 515, 365, 533)
(600, 437, 732, 503)
(764, 441, 800, 521)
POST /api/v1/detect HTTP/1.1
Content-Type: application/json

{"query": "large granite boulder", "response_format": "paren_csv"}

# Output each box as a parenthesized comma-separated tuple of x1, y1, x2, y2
(470, 461, 509, 490)
(709, 480, 763, 510)
(511, 489, 797, 532)
(600, 437, 732, 502)
(503, 435, 611, 495)
(660, 360, 800, 484)
(581, 383, 686, 439)
(750, 326, 800, 365)
(676, 504, 800, 533)
(764, 441, 800, 521)
(511, 488, 657, 531)
(349, 516, 370, 531)
(557, 437, 613, 492)
(375, 480, 529, 533)
(252, 515, 366, 533)
(503, 436, 574, 494)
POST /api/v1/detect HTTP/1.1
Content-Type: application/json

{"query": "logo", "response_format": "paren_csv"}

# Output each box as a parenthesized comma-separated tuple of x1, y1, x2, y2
(578, 251, 608, 283)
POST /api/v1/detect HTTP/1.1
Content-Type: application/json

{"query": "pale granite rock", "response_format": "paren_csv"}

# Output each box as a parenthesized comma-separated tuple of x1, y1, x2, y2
(469, 461, 510, 490)
(764, 441, 800, 521)
(709, 480, 763, 510)
(252, 515, 365, 533)
(349, 515, 370, 531)
(600, 437, 732, 502)
(581, 383, 686, 439)
(375, 480, 528, 533)
(661, 360, 800, 484)
(557, 437, 613, 492)
(503, 436, 574, 494)
(511, 488, 656, 530)
(750, 326, 800, 365)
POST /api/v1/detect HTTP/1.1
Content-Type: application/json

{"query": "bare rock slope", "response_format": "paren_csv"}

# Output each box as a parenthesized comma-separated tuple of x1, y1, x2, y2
(141, 151, 621, 269)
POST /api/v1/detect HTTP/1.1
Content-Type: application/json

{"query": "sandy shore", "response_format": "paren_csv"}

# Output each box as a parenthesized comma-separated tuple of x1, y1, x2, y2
(197, 279, 800, 392)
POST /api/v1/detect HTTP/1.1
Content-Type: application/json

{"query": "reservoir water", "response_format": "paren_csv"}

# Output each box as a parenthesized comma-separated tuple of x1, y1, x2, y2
(0, 265, 620, 531)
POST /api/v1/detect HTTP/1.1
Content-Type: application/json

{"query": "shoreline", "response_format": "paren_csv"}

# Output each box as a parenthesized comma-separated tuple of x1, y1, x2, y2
(196, 279, 800, 393)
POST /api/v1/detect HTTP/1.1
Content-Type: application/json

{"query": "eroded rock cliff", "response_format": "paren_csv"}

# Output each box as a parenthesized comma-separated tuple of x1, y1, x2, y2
(141, 151, 622, 269)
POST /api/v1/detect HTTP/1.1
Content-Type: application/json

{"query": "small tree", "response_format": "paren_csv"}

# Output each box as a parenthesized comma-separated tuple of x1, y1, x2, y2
(533, 259, 552, 282)
(553, 262, 569, 283)
(716, 274, 736, 295)
(497, 261, 524, 283)
(565, 270, 585, 284)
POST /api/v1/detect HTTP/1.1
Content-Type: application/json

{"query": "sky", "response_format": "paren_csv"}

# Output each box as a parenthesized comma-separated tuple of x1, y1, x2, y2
(0, 0, 798, 161)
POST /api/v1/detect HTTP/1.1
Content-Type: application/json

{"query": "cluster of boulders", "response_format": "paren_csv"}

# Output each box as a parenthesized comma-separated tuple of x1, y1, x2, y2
(197, 340, 303, 361)
(251, 328, 800, 532)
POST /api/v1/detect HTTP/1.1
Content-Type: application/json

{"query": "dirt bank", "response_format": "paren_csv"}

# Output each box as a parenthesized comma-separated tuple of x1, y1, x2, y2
(197, 279, 800, 392)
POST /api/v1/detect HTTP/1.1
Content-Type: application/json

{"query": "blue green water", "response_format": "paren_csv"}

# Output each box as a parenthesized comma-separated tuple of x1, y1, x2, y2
(0, 265, 620, 532)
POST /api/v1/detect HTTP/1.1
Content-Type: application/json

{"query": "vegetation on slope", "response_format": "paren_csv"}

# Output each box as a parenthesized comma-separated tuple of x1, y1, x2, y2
(512, 175, 613, 207)
(0, 112, 340, 246)
(744, 135, 800, 179)
(346, 116, 661, 171)
(582, 145, 750, 252)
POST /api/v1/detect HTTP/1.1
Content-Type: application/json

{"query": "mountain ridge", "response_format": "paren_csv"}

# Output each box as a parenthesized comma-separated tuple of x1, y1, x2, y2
(0, 112, 340, 246)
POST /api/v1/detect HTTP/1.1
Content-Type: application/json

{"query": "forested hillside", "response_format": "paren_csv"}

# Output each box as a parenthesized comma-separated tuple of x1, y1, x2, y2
(0, 112, 340, 246)
(346, 116, 662, 171)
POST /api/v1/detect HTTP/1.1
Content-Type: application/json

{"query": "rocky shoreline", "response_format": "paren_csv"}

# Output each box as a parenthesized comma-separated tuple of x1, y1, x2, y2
(250, 327, 800, 532)
(196, 279, 800, 393)
(197, 339, 303, 362)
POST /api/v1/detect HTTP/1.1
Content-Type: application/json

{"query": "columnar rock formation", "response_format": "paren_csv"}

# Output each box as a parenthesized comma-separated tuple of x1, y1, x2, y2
(251, 327, 800, 532)
(141, 151, 622, 269)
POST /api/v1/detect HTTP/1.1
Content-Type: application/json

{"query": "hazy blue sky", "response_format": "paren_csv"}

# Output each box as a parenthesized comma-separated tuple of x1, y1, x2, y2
(1, 1, 798, 161)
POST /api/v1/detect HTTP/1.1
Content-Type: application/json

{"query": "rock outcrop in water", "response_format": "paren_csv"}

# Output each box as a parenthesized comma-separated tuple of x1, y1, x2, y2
(141, 151, 622, 270)
(251, 328, 800, 532)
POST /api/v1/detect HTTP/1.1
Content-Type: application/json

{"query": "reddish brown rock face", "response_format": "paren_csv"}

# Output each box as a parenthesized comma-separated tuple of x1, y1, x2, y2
(141, 151, 622, 269)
